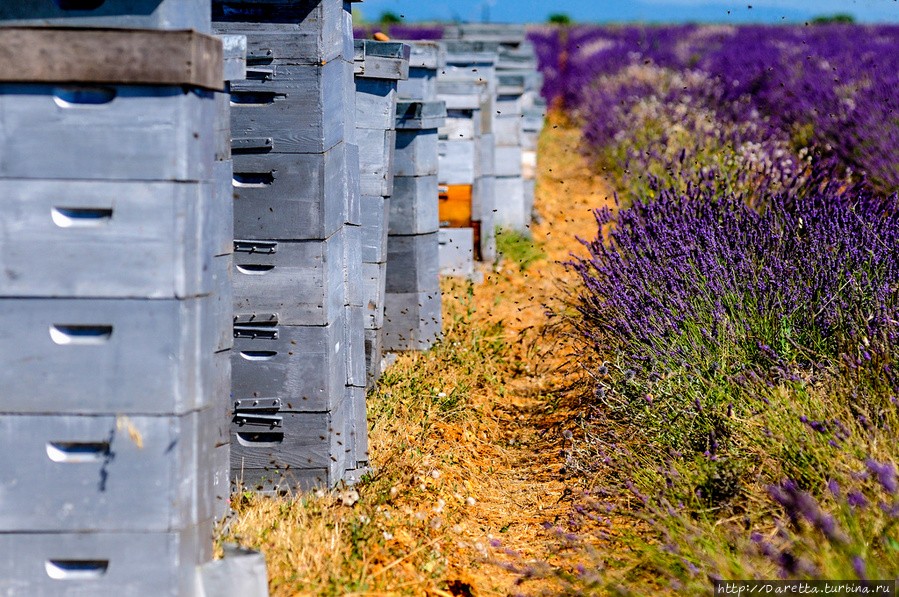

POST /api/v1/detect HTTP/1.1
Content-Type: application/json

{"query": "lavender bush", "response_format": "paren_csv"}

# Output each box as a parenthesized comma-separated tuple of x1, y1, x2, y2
(514, 177, 899, 593)
(529, 24, 899, 196)
(520, 23, 899, 589)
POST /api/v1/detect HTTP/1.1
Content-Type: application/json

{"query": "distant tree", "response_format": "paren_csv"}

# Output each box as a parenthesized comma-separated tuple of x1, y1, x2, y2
(548, 13, 571, 25)
(811, 13, 855, 24)
(379, 11, 402, 24)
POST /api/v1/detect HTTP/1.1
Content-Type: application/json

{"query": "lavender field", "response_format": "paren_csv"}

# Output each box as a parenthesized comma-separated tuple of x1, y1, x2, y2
(526, 24, 899, 591)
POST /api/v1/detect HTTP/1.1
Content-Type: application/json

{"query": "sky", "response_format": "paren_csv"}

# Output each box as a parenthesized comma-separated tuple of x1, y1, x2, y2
(353, 0, 899, 24)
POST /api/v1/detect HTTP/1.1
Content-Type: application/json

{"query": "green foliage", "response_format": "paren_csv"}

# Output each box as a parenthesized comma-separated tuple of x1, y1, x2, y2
(495, 227, 545, 271)
(548, 13, 571, 25)
(811, 14, 855, 24)
(379, 11, 402, 24)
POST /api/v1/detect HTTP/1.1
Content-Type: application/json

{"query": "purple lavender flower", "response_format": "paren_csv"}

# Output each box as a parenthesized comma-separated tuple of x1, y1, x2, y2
(864, 459, 898, 494)
(768, 481, 846, 543)
(847, 491, 870, 509)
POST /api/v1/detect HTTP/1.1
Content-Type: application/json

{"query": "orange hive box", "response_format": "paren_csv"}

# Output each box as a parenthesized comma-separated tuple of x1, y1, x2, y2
(438, 184, 473, 228)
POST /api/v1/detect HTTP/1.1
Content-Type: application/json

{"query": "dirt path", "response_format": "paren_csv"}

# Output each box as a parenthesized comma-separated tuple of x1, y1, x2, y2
(440, 113, 615, 593)
(225, 114, 615, 597)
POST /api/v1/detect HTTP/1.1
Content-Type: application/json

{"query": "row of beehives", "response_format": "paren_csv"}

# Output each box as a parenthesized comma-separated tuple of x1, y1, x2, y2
(212, 24, 548, 500)
(0, 2, 253, 596)
(0, 6, 546, 594)
(395, 26, 547, 279)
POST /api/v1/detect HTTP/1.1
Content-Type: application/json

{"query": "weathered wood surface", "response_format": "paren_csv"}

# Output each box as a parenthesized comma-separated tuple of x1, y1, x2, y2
(231, 316, 347, 412)
(0, 410, 214, 532)
(232, 232, 347, 327)
(0, 27, 223, 89)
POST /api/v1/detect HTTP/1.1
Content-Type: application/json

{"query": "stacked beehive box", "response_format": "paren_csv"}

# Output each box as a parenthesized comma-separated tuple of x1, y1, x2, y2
(492, 69, 527, 232)
(0, 2, 224, 594)
(396, 40, 444, 102)
(435, 40, 497, 275)
(496, 39, 544, 225)
(445, 24, 543, 233)
(383, 99, 446, 351)
(353, 40, 410, 380)
(211, 33, 246, 520)
(213, 0, 361, 493)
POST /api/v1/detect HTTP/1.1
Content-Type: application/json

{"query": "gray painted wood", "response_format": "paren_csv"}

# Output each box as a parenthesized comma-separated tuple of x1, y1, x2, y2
(441, 41, 500, 69)
(441, 88, 488, 111)
(209, 255, 235, 353)
(0, 84, 214, 182)
(343, 59, 357, 145)
(353, 40, 410, 81)
(343, 224, 363, 308)
(495, 94, 523, 117)
(221, 34, 247, 82)
(522, 130, 539, 153)
(383, 288, 442, 351)
(440, 114, 477, 141)
(495, 146, 523, 177)
(437, 139, 476, 185)
(0, 521, 213, 597)
(213, 0, 345, 65)
(0, 0, 212, 32)
(396, 68, 436, 102)
(0, 297, 221, 415)
(388, 175, 439, 236)
(394, 129, 438, 176)
(0, 179, 215, 299)
(494, 176, 526, 232)
(232, 467, 332, 495)
(493, 114, 523, 146)
(444, 23, 526, 44)
(231, 316, 346, 413)
(231, 147, 347, 241)
(438, 227, 474, 278)
(362, 261, 386, 330)
(475, 132, 495, 179)
(522, 149, 537, 180)
(496, 74, 527, 96)
(524, 178, 536, 224)
(229, 60, 346, 154)
(215, 90, 232, 162)
(395, 100, 446, 131)
(212, 349, 232, 518)
(473, 174, 496, 261)
(521, 105, 546, 133)
(341, 1, 354, 61)
(230, 401, 349, 474)
(357, 127, 396, 197)
(212, 442, 231, 521)
(364, 326, 382, 383)
(361, 195, 389, 263)
(212, 348, 233, 447)
(385, 232, 439, 294)
(344, 306, 366, 388)
(345, 142, 362, 226)
(405, 41, 444, 69)
(232, 232, 346, 327)
(0, 410, 214, 532)
(354, 78, 398, 131)
(212, 161, 236, 257)
(497, 42, 539, 69)
(345, 384, 368, 468)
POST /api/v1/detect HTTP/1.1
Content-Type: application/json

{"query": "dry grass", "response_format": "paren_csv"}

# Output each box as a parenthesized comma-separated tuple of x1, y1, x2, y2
(218, 112, 616, 596)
